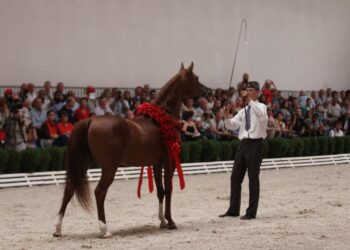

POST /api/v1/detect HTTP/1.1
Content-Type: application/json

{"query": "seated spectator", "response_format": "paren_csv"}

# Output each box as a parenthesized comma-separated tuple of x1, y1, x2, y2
(316, 89, 327, 106)
(56, 82, 65, 96)
(274, 112, 290, 138)
(206, 93, 215, 110)
(280, 99, 291, 118)
(75, 98, 91, 122)
(26, 124, 38, 149)
(181, 97, 194, 113)
(327, 97, 341, 124)
(302, 98, 314, 116)
(339, 109, 350, 136)
(111, 90, 130, 118)
(66, 91, 80, 112)
(310, 90, 317, 108)
(212, 99, 222, 115)
(149, 89, 157, 103)
(181, 111, 201, 141)
(50, 90, 65, 117)
(0, 97, 9, 147)
(329, 120, 344, 137)
(298, 90, 308, 108)
(95, 96, 114, 116)
(18, 84, 28, 102)
(211, 110, 232, 141)
(315, 104, 326, 124)
(57, 111, 74, 138)
(266, 107, 276, 139)
(292, 108, 306, 137)
(58, 97, 76, 123)
(123, 90, 133, 108)
(37, 89, 52, 112)
(26, 83, 37, 105)
(198, 111, 216, 140)
(86, 85, 97, 114)
(41, 110, 68, 147)
(30, 97, 47, 136)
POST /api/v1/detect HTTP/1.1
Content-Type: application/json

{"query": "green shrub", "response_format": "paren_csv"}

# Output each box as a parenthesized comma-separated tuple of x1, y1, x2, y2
(286, 139, 295, 157)
(333, 137, 344, 154)
(0, 149, 9, 174)
(219, 141, 232, 161)
(37, 148, 51, 172)
(317, 137, 328, 155)
(262, 139, 269, 158)
(293, 138, 304, 157)
(344, 136, 350, 153)
(20, 148, 41, 173)
(268, 138, 289, 158)
(48, 146, 65, 171)
(180, 142, 190, 163)
(4, 150, 21, 173)
(188, 142, 202, 163)
(230, 140, 240, 160)
(309, 137, 319, 156)
(301, 137, 311, 156)
(199, 140, 218, 162)
(327, 137, 336, 154)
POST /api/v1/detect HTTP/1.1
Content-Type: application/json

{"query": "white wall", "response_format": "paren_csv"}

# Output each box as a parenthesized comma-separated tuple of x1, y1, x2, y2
(0, 0, 349, 90)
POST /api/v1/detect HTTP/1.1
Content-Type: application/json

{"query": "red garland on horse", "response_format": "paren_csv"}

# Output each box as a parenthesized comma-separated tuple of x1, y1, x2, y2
(136, 102, 185, 198)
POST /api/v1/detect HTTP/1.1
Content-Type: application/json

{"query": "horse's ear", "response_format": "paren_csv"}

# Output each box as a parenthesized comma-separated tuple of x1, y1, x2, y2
(188, 62, 194, 71)
(180, 62, 185, 71)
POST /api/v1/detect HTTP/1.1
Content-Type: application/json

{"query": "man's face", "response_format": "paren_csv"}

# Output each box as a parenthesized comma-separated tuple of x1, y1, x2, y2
(247, 88, 259, 100)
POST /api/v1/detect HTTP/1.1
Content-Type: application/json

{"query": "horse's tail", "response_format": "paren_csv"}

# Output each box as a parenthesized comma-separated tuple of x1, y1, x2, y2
(65, 118, 93, 211)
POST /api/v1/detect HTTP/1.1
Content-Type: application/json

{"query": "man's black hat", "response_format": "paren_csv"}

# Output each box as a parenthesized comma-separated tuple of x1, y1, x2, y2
(247, 81, 260, 91)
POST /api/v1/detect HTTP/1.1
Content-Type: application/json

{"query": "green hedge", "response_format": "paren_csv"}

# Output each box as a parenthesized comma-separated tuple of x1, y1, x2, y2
(0, 136, 350, 174)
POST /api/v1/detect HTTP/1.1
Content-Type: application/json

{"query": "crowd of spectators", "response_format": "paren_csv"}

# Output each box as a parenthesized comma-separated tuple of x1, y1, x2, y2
(0, 74, 349, 152)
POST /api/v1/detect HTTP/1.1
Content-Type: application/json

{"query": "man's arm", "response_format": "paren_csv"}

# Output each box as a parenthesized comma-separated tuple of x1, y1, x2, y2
(249, 100, 268, 122)
(224, 111, 242, 131)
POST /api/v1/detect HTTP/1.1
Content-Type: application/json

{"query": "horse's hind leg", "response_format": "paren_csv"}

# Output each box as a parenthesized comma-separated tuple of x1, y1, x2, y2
(153, 165, 167, 228)
(164, 163, 177, 229)
(53, 183, 75, 237)
(95, 166, 117, 238)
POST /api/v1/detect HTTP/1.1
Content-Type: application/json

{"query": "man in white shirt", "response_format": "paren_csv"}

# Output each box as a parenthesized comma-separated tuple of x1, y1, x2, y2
(219, 81, 268, 220)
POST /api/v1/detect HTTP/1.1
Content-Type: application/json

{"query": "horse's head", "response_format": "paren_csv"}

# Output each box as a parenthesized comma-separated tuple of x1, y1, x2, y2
(178, 62, 208, 98)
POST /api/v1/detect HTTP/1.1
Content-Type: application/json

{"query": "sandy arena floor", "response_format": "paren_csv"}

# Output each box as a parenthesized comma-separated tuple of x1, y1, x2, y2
(0, 164, 349, 250)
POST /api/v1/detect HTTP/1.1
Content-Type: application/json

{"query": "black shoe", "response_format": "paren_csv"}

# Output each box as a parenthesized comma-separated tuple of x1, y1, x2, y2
(240, 214, 256, 220)
(219, 212, 239, 218)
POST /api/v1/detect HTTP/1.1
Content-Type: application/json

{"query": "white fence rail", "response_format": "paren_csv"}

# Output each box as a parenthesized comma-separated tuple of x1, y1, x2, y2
(1, 154, 349, 188)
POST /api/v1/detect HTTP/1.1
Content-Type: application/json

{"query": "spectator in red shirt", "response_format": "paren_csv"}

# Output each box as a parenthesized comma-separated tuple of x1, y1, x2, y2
(57, 111, 74, 137)
(262, 79, 277, 106)
(75, 97, 91, 122)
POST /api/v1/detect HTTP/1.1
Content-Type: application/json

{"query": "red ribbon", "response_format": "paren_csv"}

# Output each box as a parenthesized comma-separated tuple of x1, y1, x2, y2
(137, 165, 154, 198)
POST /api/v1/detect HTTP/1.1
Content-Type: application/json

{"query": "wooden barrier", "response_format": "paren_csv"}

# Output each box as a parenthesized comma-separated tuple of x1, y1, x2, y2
(0, 154, 349, 188)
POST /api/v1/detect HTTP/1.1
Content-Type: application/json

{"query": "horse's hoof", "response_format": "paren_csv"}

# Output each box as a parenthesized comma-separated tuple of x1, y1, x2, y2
(160, 221, 168, 229)
(53, 232, 62, 237)
(167, 223, 177, 230)
(102, 231, 113, 238)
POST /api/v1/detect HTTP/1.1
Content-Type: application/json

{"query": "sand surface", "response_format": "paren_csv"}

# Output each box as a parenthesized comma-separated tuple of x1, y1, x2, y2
(0, 164, 349, 250)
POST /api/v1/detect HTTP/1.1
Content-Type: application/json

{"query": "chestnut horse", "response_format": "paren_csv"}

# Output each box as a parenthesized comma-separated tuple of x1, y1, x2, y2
(53, 63, 207, 238)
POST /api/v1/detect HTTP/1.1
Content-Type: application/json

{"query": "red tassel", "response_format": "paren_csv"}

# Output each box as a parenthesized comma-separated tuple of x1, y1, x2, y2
(137, 166, 144, 198)
(147, 165, 154, 193)
(175, 158, 185, 190)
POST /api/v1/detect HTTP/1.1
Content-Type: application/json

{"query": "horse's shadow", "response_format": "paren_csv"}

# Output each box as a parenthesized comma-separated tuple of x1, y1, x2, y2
(64, 224, 169, 240)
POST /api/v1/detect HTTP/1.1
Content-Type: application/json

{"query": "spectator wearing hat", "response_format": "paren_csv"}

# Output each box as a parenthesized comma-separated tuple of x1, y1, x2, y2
(220, 81, 268, 220)
(86, 85, 97, 113)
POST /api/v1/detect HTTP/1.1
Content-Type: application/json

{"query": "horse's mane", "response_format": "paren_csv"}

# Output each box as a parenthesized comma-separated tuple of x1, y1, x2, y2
(154, 73, 181, 105)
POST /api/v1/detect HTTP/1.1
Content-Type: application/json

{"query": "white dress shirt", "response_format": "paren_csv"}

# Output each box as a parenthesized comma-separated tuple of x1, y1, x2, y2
(224, 99, 268, 140)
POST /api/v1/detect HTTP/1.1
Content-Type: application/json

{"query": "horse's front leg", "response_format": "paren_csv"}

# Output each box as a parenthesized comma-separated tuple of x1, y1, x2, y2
(164, 162, 177, 229)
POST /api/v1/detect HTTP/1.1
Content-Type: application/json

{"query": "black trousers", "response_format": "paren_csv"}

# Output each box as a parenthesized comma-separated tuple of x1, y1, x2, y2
(228, 138, 263, 216)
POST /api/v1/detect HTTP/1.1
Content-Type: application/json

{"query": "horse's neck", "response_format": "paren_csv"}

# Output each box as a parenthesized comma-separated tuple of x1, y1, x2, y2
(155, 76, 184, 119)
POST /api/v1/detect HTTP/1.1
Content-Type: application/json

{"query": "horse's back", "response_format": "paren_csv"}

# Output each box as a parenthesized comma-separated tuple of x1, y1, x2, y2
(87, 116, 163, 167)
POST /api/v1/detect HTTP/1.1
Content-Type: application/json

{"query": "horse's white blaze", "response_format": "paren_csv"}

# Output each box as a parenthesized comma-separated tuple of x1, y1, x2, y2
(158, 203, 166, 225)
(99, 220, 112, 238)
(54, 214, 63, 236)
